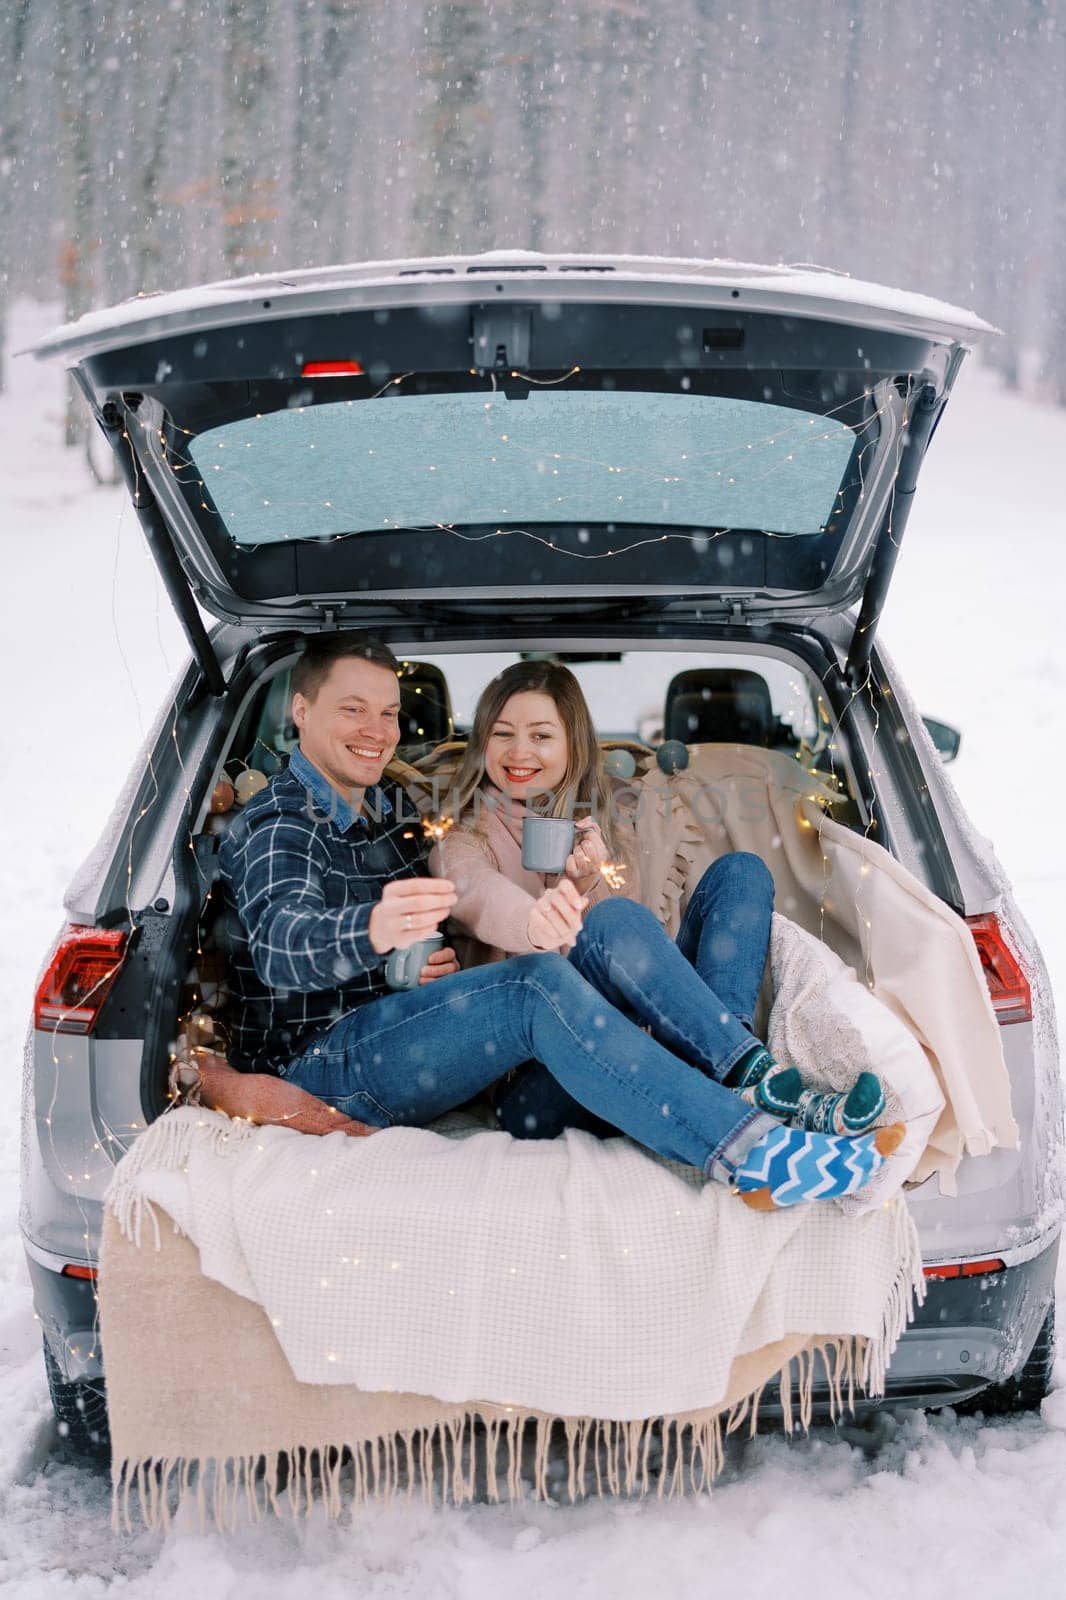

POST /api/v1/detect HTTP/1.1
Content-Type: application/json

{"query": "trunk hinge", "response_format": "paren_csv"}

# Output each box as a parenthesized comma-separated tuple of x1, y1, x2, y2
(313, 604, 340, 630)
(844, 382, 943, 689)
(104, 401, 228, 697)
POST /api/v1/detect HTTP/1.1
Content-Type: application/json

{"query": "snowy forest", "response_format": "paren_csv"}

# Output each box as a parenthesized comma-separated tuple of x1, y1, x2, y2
(1, 0, 1065, 413)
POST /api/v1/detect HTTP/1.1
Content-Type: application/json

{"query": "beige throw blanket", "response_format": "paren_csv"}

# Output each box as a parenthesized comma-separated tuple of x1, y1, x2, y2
(98, 1212, 829, 1531)
(626, 746, 1016, 1190)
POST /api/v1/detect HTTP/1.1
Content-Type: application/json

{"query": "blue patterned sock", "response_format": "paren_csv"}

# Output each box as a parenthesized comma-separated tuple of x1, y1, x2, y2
(733, 1123, 888, 1207)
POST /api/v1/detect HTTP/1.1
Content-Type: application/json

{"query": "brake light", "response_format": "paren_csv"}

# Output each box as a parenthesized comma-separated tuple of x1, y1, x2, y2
(34, 925, 127, 1035)
(924, 1258, 1005, 1279)
(61, 1263, 98, 1281)
(301, 359, 364, 377)
(966, 913, 1032, 1024)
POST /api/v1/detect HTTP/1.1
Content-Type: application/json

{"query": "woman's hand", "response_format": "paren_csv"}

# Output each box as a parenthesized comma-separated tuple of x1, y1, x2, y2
(527, 878, 588, 951)
(369, 877, 457, 954)
(563, 817, 609, 894)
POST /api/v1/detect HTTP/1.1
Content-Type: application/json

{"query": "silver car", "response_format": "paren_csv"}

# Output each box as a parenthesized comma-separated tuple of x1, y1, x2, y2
(23, 254, 1062, 1457)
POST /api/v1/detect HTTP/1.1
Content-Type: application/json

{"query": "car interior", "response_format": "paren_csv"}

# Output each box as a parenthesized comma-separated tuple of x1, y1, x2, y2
(221, 650, 847, 782)
(168, 646, 868, 1080)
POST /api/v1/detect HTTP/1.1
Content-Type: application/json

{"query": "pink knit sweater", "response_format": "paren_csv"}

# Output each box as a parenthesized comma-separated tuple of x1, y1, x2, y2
(429, 786, 636, 967)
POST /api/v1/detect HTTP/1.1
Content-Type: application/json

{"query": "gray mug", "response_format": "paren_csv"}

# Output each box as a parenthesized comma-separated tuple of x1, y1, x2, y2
(385, 931, 444, 991)
(521, 815, 576, 875)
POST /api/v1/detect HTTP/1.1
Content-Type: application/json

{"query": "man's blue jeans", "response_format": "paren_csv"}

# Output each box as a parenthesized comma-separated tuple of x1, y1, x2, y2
(495, 853, 774, 1142)
(281, 943, 775, 1180)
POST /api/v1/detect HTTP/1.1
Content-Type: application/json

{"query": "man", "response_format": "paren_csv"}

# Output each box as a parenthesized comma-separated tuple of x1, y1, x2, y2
(211, 632, 896, 1210)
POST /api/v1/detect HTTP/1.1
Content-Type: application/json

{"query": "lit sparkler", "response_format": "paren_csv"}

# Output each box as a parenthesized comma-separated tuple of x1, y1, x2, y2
(599, 860, 627, 891)
(422, 812, 456, 875)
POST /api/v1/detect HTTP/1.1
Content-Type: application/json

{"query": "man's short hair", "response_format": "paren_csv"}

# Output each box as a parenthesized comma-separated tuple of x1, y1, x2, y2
(291, 632, 400, 702)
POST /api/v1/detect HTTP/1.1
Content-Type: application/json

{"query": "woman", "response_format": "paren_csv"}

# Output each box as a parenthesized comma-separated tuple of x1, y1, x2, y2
(431, 661, 884, 1140)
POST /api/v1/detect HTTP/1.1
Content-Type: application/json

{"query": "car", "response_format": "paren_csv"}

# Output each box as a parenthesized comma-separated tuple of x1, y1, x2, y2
(23, 252, 1062, 1458)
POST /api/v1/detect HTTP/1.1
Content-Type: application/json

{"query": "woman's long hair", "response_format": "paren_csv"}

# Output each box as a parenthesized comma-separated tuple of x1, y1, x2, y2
(449, 661, 618, 849)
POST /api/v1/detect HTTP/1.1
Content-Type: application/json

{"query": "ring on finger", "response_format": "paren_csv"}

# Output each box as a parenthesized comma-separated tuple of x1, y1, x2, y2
(404, 913, 413, 931)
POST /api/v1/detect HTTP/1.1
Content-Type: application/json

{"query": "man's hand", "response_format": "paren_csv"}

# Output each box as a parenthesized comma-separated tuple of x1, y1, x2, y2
(563, 817, 609, 895)
(369, 877, 457, 955)
(419, 946, 461, 984)
(527, 877, 588, 951)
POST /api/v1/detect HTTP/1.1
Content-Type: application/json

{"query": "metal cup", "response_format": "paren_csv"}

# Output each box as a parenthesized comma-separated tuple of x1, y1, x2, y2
(521, 815, 576, 875)
(384, 931, 444, 991)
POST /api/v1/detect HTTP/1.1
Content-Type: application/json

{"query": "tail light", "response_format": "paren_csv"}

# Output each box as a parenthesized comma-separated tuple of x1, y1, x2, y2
(924, 1258, 1005, 1280)
(301, 359, 364, 377)
(34, 924, 127, 1035)
(966, 913, 1032, 1024)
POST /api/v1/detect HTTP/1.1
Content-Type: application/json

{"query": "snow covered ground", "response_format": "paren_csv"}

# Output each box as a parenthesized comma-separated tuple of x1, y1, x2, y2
(0, 298, 1063, 1598)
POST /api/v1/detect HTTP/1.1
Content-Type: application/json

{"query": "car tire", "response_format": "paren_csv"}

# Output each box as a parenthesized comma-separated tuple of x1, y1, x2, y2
(43, 1338, 111, 1462)
(955, 1305, 1056, 1418)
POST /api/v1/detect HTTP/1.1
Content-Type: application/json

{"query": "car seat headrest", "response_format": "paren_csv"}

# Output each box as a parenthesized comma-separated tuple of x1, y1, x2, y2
(664, 668, 775, 746)
(397, 661, 453, 750)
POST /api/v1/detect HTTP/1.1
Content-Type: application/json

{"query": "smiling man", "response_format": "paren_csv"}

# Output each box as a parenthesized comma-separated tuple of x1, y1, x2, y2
(218, 634, 460, 1085)
(213, 631, 893, 1210)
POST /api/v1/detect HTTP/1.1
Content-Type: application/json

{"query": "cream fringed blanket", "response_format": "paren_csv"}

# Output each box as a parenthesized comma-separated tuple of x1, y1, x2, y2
(102, 1106, 923, 1529)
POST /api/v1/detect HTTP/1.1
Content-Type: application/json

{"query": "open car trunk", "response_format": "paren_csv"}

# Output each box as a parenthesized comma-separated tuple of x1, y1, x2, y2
(34, 254, 994, 690)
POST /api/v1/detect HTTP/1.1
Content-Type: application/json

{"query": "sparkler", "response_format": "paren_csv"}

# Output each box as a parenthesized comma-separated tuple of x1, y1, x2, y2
(599, 860, 627, 891)
(422, 812, 456, 875)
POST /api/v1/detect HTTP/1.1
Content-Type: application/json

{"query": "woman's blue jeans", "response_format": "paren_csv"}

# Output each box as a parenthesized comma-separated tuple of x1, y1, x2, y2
(282, 943, 775, 1181)
(494, 853, 774, 1143)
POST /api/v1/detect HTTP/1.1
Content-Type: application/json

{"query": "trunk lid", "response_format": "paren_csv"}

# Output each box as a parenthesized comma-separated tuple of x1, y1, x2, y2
(35, 253, 993, 662)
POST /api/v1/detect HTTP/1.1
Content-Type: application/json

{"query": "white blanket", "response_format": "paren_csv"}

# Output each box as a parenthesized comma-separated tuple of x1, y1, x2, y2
(108, 1099, 923, 1421)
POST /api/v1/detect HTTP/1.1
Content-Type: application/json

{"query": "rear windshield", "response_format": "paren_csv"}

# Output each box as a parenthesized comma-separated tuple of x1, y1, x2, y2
(186, 390, 860, 547)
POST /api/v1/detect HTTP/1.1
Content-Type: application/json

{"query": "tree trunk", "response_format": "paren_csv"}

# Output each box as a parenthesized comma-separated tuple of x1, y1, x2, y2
(57, 0, 98, 445)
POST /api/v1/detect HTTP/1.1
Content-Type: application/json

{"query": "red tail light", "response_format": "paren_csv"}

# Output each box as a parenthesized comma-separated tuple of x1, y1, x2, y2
(34, 925, 127, 1035)
(966, 913, 1032, 1024)
(924, 1258, 1005, 1280)
(61, 1263, 98, 1281)
(301, 359, 364, 377)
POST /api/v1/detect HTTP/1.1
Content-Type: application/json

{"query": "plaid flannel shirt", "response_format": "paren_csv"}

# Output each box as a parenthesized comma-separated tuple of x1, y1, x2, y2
(217, 746, 429, 1073)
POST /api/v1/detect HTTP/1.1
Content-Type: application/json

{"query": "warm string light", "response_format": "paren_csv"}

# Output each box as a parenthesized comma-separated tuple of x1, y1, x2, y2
(42, 493, 180, 1369)
(99, 372, 905, 1376)
(136, 371, 897, 558)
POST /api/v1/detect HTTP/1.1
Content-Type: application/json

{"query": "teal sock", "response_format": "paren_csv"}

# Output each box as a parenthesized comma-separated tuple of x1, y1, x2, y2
(724, 1043, 776, 1092)
(752, 1066, 804, 1117)
(749, 1067, 887, 1136)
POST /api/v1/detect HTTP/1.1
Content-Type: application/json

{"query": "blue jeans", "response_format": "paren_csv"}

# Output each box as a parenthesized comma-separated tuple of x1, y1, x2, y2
(282, 950, 775, 1181)
(495, 854, 774, 1141)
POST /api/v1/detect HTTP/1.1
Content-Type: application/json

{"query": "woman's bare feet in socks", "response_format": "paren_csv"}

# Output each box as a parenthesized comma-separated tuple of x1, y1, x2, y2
(192, 1052, 380, 1138)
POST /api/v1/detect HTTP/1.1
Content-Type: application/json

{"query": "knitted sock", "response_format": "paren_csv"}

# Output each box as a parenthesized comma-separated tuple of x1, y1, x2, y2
(733, 1121, 905, 1210)
(752, 1068, 887, 1135)
(723, 1043, 777, 1094)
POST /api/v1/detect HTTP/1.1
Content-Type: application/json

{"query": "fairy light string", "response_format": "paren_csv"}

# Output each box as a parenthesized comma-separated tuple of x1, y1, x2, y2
(134, 367, 901, 565)
(48, 364, 910, 1373)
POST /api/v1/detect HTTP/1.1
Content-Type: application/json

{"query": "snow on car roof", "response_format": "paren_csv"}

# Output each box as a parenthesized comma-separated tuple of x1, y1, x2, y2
(31, 252, 997, 363)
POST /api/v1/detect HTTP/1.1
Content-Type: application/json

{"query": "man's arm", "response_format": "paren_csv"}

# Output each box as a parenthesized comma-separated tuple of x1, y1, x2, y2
(229, 807, 379, 993)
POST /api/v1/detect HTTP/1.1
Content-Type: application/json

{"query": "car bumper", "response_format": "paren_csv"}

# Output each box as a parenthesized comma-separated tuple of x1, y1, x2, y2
(756, 1235, 1060, 1420)
(26, 1228, 1059, 1405)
